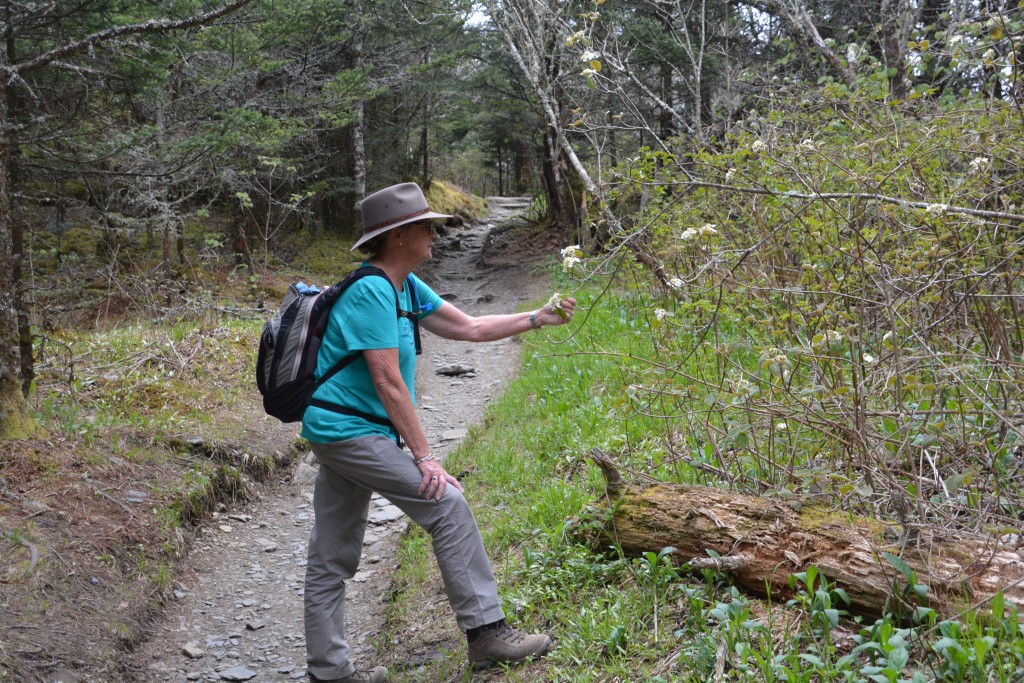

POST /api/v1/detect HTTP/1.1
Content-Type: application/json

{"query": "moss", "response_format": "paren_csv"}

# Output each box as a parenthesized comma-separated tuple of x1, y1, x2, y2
(59, 225, 99, 259)
(425, 180, 487, 222)
(797, 505, 889, 544)
(0, 387, 43, 439)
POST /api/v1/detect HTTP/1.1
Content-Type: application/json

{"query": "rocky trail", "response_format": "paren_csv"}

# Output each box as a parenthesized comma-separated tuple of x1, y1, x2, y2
(127, 198, 548, 683)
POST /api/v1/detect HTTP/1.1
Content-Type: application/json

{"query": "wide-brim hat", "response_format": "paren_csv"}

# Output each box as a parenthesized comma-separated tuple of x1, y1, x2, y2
(351, 182, 452, 251)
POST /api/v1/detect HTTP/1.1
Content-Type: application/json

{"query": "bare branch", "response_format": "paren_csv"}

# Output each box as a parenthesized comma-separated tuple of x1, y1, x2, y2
(2, 0, 254, 78)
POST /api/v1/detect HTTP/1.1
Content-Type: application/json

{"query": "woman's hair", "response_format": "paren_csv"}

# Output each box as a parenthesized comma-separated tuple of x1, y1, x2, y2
(356, 232, 388, 256)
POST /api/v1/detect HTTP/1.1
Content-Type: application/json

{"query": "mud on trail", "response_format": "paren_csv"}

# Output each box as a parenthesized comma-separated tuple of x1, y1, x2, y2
(126, 198, 553, 683)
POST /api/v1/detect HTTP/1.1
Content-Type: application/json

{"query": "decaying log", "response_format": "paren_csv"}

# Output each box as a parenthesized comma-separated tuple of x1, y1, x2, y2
(587, 449, 1024, 620)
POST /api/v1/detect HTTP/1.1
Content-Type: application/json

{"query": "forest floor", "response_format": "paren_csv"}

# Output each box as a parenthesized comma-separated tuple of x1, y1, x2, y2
(1, 197, 559, 683)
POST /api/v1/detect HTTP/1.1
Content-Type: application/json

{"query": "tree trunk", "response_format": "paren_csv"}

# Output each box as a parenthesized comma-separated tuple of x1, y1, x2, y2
(584, 450, 1024, 620)
(0, 110, 40, 438)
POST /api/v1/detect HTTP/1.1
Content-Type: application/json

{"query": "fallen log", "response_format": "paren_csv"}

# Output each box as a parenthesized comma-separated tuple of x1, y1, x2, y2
(585, 449, 1024, 620)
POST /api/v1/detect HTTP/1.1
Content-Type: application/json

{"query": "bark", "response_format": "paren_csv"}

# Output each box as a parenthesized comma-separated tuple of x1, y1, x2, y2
(586, 449, 1024, 620)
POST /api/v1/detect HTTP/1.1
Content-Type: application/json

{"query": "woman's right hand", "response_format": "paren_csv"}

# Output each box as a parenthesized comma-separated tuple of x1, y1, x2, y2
(416, 458, 463, 501)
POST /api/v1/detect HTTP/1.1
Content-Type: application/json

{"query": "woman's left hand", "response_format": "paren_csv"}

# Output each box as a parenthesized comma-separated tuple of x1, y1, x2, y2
(537, 296, 577, 327)
(416, 458, 463, 501)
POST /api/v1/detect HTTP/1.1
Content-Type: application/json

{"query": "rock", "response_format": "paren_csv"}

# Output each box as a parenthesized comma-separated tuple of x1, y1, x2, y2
(217, 666, 257, 681)
(440, 429, 468, 442)
(292, 461, 318, 487)
(367, 505, 404, 524)
(46, 669, 80, 683)
(246, 620, 266, 630)
(183, 642, 205, 659)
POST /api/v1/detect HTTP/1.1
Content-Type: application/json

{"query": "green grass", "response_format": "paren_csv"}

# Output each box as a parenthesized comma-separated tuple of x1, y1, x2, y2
(384, 274, 1024, 682)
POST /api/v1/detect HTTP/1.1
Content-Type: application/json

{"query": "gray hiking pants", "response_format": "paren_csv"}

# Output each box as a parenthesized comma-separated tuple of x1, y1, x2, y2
(304, 435, 505, 680)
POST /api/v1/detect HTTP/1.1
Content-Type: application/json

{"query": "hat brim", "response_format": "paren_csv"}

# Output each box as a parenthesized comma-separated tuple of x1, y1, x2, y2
(350, 211, 452, 251)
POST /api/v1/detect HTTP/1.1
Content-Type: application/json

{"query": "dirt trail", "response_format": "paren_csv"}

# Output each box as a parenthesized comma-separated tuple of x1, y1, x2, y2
(128, 198, 546, 682)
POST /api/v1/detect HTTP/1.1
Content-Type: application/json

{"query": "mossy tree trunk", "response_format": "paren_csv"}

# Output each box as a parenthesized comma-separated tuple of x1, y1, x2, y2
(0, 108, 40, 439)
(586, 450, 1024, 620)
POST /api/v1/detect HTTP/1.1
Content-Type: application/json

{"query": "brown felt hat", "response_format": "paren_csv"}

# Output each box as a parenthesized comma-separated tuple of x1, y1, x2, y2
(351, 182, 451, 251)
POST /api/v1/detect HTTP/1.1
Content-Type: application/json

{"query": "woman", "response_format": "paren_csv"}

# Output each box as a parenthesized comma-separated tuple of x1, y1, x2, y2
(301, 182, 576, 683)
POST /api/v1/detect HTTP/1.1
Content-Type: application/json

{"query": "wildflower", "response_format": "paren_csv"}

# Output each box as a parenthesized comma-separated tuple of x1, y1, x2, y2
(983, 48, 996, 65)
(751, 140, 767, 153)
(581, 68, 597, 78)
(680, 227, 698, 241)
(562, 255, 582, 272)
(548, 292, 563, 311)
(654, 308, 673, 321)
(949, 35, 963, 45)
(800, 138, 816, 150)
(863, 353, 876, 364)
(699, 223, 718, 236)
(925, 203, 948, 215)
(561, 245, 582, 259)
(776, 422, 788, 430)
(969, 157, 990, 173)
(580, 50, 601, 62)
(882, 331, 896, 348)
(667, 277, 683, 289)
(725, 168, 736, 183)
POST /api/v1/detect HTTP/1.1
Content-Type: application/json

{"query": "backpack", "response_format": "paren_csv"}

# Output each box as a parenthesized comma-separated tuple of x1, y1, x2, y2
(256, 265, 422, 426)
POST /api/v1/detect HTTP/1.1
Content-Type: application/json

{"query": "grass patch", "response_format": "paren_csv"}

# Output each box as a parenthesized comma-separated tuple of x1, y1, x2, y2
(384, 274, 1024, 681)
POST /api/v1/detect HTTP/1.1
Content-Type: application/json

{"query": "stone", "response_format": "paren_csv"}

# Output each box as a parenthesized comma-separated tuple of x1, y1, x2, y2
(183, 642, 205, 659)
(217, 666, 257, 681)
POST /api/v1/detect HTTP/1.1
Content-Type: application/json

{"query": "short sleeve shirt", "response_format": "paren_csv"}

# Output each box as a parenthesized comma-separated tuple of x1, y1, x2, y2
(300, 269, 443, 443)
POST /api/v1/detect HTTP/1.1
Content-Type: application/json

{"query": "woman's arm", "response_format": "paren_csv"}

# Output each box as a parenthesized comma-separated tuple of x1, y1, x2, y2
(364, 347, 462, 500)
(420, 297, 576, 342)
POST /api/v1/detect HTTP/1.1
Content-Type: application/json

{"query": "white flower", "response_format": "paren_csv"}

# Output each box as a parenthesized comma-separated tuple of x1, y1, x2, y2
(581, 68, 597, 78)
(699, 223, 718, 236)
(824, 330, 842, 344)
(800, 138, 816, 150)
(863, 353, 877, 364)
(751, 140, 767, 153)
(547, 292, 563, 310)
(882, 331, 896, 348)
(562, 256, 582, 272)
(969, 157, 990, 173)
(983, 48, 996, 64)
(580, 50, 601, 62)
(925, 203, 948, 215)
(776, 422, 788, 430)
(680, 227, 698, 241)
(654, 308, 673, 321)
(667, 277, 683, 289)
(949, 35, 963, 45)
(560, 244, 582, 259)
(725, 168, 736, 183)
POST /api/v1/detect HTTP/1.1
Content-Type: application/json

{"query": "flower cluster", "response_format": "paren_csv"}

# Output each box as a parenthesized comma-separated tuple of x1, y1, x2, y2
(654, 308, 673, 321)
(680, 227, 698, 241)
(699, 223, 718, 236)
(561, 245, 583, 273)
(925, 203, 948, 215)
(667, 277, 683, 289)
(751, 140, 767, 153)
(969, 157, 990, 174)
(725, 168, 737, 183)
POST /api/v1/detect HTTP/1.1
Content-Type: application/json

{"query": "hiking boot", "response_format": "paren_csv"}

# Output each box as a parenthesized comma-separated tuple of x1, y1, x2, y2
(308, 666, 387, 683)
(467, 620, 552, 670)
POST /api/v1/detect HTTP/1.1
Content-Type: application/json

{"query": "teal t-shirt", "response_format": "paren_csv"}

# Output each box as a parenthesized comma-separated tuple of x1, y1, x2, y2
(300, 270, 442, 443)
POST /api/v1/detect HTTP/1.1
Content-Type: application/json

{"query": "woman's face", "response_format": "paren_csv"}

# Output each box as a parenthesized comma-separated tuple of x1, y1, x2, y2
(400, 220, 438, 262)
